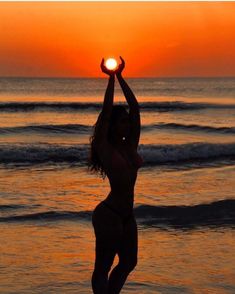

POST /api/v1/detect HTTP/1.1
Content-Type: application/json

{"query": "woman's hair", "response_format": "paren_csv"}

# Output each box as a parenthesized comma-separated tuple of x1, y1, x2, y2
(88, 105, 128, 179)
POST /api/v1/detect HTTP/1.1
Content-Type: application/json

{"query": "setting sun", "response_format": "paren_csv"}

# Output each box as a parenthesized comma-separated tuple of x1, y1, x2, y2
(105, 58, 118, 70)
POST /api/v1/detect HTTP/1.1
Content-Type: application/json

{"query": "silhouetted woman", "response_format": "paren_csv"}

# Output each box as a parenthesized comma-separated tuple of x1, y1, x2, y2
(89, 56, 143, 294)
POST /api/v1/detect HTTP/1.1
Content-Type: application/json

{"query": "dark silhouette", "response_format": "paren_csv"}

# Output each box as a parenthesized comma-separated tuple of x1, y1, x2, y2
(89, 56, 143, 293)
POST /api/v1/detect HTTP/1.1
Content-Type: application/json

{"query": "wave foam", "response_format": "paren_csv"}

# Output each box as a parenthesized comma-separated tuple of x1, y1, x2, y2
(139, 142, 235, 165)
(0, 142, 235, 165)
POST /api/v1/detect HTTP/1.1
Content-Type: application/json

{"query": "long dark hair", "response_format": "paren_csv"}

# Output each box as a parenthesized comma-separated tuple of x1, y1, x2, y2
(88, 105, 128, 179)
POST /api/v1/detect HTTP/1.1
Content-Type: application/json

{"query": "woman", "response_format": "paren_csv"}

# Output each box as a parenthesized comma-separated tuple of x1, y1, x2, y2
(89, 56, 143, 294)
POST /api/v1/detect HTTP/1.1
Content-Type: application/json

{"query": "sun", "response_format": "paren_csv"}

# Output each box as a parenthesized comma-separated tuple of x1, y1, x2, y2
(105, 58, 118, 70)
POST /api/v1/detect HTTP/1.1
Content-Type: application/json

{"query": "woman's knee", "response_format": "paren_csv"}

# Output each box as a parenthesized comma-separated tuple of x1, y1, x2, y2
(94, 247, 116, 274)
(94, 261, 112, 276)
(128, 256, 138, 271)
(119, 257, 138, 273)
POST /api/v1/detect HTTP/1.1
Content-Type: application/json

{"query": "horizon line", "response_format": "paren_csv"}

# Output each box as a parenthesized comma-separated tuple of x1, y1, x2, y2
(0, 76, 235, 79)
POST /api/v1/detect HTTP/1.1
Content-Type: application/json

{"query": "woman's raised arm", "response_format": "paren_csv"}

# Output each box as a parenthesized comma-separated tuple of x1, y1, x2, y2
(116, 57, 140, 148)
(94, 59, 115, 146)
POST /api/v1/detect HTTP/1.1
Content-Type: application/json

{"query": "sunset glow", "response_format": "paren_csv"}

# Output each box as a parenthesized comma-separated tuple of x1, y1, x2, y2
(0, 2, 235, 77)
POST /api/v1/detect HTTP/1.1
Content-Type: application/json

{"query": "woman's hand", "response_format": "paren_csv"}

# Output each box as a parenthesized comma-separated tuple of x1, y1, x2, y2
(100, 58, 115, 76)
(115, 56, 125, 76)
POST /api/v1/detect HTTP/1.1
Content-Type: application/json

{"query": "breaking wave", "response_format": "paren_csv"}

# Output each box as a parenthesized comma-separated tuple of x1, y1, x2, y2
(139, 142, 235, 165)
(143, 123, 235, 134)
(1, 122, 235, 135)
(0, 199, 234, 228)
(0, 101, 234, 113)
(0, 124, 91, 135)
(0, 142, 235, 165)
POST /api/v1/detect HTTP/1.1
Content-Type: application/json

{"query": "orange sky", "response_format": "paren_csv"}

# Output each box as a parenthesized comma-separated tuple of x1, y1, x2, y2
(0, 2, 235, 78)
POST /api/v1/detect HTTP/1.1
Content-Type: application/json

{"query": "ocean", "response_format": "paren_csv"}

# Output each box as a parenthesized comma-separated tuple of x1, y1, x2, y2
(0, 77, 234, 294)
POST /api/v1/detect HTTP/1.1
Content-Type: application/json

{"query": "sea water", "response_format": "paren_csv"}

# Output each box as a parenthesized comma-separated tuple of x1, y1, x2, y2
(0, 77, 234, 294)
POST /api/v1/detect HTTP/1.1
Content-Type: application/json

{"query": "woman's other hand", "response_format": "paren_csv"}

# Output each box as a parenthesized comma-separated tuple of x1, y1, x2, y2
(100, 58, 115, 76)
(115, 56, 125, 76)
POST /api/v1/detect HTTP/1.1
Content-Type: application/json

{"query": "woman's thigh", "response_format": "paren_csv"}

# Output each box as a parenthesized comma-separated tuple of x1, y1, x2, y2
(92, 202, 123, 269)
(117, 216, 138, 266)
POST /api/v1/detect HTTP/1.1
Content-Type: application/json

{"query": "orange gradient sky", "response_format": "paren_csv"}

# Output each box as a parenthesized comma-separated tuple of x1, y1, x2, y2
(0, 2, 235, 78)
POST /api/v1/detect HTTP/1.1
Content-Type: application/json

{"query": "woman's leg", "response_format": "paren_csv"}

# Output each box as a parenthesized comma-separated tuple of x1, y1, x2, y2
(108, 216, 138, 294)
(92, 247, 116, 294)
(91, 202, 123, 294)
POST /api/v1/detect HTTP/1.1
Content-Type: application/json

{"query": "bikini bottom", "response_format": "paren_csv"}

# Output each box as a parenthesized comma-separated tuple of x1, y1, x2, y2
(101, 201, 133, 226)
